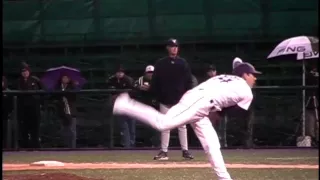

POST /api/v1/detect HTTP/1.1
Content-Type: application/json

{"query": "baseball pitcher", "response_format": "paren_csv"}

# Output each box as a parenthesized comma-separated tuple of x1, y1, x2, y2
(113, 58, 261, 180)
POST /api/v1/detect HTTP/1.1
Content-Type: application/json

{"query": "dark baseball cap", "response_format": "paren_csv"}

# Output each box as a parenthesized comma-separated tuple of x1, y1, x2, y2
(116, 65, 125, 73)
(167, 38, 179, 47)
(232, 63, 262, 76)
(206, 64, 216, 72)
(20, 66, 31, 72)
(20, 62, 31, 72)
(21, 67, 30, 72)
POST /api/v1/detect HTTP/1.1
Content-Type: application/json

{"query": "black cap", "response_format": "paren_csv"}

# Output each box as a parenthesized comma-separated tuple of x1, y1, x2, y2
(21, 62, 31, 72)
(232, 63, 262, 76)
(167, 38, 179, 47)
(116, 65, 125, 73)
(206, 64, 216, 72)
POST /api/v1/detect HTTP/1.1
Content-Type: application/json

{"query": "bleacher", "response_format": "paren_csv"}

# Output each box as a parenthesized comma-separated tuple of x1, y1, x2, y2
(4, 41, 304, 89)
(3, 0, 317, 147)
(3, 0, 315, 87)
(4, 0, 318, 44)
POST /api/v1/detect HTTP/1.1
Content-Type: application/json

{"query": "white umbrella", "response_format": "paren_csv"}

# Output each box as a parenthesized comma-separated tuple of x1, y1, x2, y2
(267, 36, 319, 137)
(268, 36, 318, 59)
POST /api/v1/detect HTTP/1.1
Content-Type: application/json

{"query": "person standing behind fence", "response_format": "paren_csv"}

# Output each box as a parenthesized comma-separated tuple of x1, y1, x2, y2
(53, 74, 78, 148)
(191, 74, 199, 88)
(133, 65, 159, 147)
(107, 65, 135, 148)
(150, 38, 194, 160)
(306, 65, 319, 146)
(3, 76, 13, 148)
(205, 64, 220, 128)
(206, 64, 217, 79)
(17, 62, 42, 149)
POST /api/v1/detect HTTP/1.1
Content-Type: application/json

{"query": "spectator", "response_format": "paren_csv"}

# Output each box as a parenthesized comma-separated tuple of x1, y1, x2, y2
(206, 64, 217, 79)
(3, 76, 12, 148)
(150, 38, 194, 160)
(134, 65, 155, 102)
(134, 65, 159, 147)
(53, 74, 77, 148)
(306, 65, 319, 146)
(17, 62, 42, 148)
(191, 74, 198, 88)
(107, 65, 135, 147)
(205, 65, 221, 129)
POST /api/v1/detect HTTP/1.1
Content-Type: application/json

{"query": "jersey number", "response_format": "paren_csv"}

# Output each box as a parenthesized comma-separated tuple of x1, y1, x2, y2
(219, 77, 233, 83)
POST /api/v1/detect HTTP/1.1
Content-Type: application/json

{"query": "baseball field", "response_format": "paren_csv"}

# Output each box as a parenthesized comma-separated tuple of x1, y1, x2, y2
(3, 149, 319, 180)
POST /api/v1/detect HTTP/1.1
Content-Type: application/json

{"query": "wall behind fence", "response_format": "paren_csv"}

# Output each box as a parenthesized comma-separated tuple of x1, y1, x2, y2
(3, 0, 318, 43)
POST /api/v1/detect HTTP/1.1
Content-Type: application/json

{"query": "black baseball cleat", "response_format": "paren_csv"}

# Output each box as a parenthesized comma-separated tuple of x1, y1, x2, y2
(153, 151, 169, 160)
(182, 150, 194, 160)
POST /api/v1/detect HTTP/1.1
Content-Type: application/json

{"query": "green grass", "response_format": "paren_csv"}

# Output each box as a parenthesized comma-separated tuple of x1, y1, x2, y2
(3, 169, 319, 180)
(3, 149, 318, 180)
(3, 149, 319, 165)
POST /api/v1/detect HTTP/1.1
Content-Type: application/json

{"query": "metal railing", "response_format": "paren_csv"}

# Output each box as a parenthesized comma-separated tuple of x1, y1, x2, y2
(2, 85, 318, 150)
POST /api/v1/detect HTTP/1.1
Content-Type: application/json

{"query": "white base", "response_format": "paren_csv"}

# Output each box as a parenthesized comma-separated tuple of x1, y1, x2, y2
(30, 161, 65, 167)
(296, 136, 312, 147)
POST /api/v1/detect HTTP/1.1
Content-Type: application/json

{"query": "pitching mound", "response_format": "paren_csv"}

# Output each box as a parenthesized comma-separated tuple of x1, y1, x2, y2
(3, 173, 102, 180)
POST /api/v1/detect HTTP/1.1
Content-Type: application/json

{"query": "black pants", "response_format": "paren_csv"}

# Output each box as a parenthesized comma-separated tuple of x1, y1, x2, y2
(57, 104, 76, 148)
(3, 97, 12, 148)
(59, 113, 76, 148)
(18, 105, 41, 148)
(117, 115, 136, 148)
(2, 111, 10, 148)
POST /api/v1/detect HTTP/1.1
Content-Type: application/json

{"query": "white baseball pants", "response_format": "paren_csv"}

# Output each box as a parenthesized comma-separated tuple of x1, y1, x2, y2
(159, 104, 188, 152)
(115, 91, 232, 180)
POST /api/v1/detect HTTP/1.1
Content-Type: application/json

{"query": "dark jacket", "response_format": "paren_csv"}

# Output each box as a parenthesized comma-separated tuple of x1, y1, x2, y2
(133, 76, 156, 106)
(18, 76, 41, 90)
(107, 75, 134, 94)
(53, 83, 77, 115)
(150, 56, 193, 105)
(191, 74, 198, 88)
(17, 76, 42, 107)
(134, 76, 152, 90)
(2, 88, 13, 118)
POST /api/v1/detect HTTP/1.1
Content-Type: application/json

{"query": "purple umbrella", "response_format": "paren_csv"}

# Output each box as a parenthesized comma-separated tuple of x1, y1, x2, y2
(41, 66, 87, 90)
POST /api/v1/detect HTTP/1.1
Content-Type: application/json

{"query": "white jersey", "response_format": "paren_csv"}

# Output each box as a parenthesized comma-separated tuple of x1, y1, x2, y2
(193, 74, 253, 111)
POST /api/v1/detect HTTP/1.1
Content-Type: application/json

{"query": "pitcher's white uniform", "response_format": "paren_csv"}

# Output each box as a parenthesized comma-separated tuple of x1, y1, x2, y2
(113, 74, 253, 180)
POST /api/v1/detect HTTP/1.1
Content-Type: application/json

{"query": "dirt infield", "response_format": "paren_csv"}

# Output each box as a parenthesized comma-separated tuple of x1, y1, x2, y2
(3, 173, 102, 180)
(3, 162, 318, 171)
(3, 163, 318, 180)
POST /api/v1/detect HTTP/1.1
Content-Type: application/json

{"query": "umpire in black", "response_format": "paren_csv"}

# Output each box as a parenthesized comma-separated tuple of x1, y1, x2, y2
(17, 62, 42, 148)
(150, 38, 194, 160)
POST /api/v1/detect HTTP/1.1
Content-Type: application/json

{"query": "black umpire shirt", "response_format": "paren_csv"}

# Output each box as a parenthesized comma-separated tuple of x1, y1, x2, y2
(150, 56, 193, 106)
